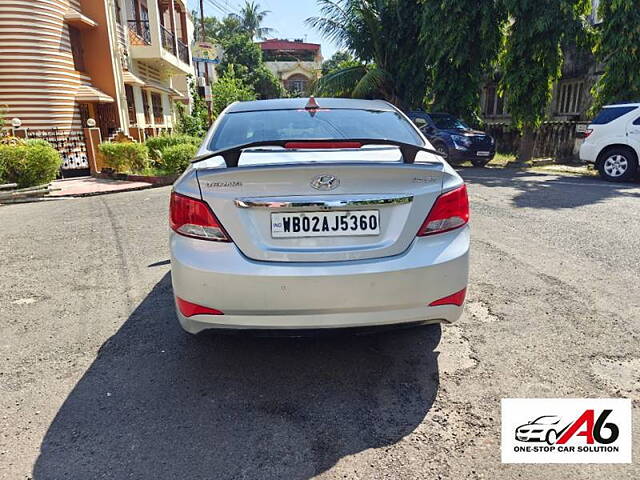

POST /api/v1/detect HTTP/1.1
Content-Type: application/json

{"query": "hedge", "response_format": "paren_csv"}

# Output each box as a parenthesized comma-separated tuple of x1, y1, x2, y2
(0, 143, 62, 188)
(161, 143, 198, 174)
(145, 135, 201, 161)
(99, 142, 149, 173)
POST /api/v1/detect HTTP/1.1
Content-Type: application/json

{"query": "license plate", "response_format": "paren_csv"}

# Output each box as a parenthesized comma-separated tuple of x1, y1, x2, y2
(271, 210, 380, 238)
(477, 151, 491, 157)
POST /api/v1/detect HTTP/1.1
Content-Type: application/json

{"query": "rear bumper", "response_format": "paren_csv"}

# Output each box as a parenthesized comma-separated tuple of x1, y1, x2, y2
(170, 226, 469, 333)
(579, 142, 598, 164)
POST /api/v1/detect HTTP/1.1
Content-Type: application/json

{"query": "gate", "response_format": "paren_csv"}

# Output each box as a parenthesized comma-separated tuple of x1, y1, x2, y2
(97, 103, 119, 139)
(27, 129, 89, 178)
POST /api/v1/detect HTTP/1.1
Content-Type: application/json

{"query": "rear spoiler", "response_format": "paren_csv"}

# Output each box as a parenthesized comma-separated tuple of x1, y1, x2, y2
(191, 139, 444, 168)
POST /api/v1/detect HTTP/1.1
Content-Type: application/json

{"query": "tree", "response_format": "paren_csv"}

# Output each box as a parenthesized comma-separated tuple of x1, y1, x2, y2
(210, 65, 257, 117)
(307, 0, 428, 109)
(420, 0, 505, 124)
(500, 0, 591, 162)
(216, 33, 284, 99)
(175, 76, 210, 137)
(591, 0, 640, 112)
(321, 51, 355, 75)
(231, 1, 275, 40)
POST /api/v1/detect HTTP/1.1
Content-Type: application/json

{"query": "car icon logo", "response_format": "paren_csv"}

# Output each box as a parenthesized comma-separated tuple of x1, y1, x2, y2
(311, 174, 340, 191)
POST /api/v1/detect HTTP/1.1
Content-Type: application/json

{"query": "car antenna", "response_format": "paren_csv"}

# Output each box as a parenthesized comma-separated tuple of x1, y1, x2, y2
(305, 96, 320, 110)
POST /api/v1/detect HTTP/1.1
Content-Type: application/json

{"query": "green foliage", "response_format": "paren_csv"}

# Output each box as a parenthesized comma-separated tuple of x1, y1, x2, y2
(218, 33, 263, 73)
(421, 0, 506, 123)
(160, 143, 199, 174)
(248, 65, 286, 99)
(307, 0, 428, 109)
(175, 76, 210, 137)
(0, 143, 62, 188)
(230, 1, 275, 40)
(145, 134, 201, 162)
(500, 0, 591, 130)
(322, 51, 356, 75)
(591, 0, 640, 112)
(98, 142, 149, 173)
(211, 65, 257, 117)
(24, 138, 53, 148)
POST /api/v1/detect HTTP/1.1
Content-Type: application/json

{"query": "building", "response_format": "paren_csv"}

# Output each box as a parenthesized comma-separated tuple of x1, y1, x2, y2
(258, 39, 323, 94)
(0, 0, 194, 142)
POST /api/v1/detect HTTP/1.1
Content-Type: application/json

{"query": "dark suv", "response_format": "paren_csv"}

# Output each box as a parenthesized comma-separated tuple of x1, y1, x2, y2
(408, 112, 496, 166)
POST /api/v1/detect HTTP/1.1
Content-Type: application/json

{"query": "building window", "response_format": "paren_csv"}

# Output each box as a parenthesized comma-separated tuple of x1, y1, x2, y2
(69, 27, 85, 72)
(151, 93, 163, 124)
(556, 80, 584, 115)
(142, 91, 151, 124)
(483, 85, 507, 117)
(125, 85, 136, 125)
(285, 74, 309, 94)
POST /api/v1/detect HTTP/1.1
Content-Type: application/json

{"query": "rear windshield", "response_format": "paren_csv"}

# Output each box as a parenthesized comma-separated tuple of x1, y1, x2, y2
(209, 109, 423, 151)
(591, 106, 637, 125)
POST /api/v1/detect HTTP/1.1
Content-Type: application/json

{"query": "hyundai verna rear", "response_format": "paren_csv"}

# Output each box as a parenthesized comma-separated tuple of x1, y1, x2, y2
(169, 98, 470, 334)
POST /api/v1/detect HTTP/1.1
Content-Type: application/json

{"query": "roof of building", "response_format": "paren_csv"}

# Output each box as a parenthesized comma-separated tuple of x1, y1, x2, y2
(258, 39, 321, 51)
(226, 98, 396, 113)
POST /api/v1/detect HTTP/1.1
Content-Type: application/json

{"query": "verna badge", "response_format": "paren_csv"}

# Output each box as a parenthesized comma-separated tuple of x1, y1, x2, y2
(311, 174, 340, 191)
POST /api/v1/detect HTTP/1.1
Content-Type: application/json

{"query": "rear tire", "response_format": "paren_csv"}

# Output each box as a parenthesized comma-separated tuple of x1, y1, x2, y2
(597, 147, 638, 182)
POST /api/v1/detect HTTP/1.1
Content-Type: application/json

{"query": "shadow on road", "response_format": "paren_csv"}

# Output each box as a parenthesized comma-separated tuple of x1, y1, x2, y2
(459, 167, 640, 209)
(33, 273, 441, 479)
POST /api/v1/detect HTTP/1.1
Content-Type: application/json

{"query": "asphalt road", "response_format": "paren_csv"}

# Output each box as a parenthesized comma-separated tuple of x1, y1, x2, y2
(1, 168, 639, 479)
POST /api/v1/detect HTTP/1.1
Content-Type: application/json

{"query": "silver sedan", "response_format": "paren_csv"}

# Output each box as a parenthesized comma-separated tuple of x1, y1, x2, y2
(170, 98, 469, 334)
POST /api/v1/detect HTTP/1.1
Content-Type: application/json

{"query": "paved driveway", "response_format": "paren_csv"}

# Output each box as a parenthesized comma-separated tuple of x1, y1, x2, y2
(1, 169, 638, 479)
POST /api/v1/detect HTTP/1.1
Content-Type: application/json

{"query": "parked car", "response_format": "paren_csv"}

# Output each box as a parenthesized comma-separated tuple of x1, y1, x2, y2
(407, 111, 496, 167)
(515, 415, 566, 444)
(579, 102, 640, 182)
(169, 98, 470, 334)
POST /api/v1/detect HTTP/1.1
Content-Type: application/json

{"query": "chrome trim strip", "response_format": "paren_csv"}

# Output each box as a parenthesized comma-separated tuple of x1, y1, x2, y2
(234, 194, 413, 209)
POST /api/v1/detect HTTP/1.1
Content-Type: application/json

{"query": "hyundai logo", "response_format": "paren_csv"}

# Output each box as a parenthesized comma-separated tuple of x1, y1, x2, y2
(311, 174, 340, 191)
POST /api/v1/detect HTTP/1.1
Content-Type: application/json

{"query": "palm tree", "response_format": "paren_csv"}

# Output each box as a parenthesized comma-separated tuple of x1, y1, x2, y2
(231, 1, 275, 40)
(306, 0, 427, 109)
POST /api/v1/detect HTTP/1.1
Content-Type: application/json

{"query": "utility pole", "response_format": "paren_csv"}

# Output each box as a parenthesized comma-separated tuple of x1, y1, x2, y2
(199, 0, 205, 41)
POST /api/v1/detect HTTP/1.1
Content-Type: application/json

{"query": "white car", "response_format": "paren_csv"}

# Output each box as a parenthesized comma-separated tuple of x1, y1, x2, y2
(169, 98, 469, 334)
(579, 102, 640, 182)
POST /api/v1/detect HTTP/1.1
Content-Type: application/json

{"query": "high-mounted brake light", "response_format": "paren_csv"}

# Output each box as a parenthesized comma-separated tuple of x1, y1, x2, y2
(176, 297, 224, 317)
(170, 192, 231, 242)
(429, 288, 467, 307)
(417, 184, 469, 236)
(284, 141, 362, 149)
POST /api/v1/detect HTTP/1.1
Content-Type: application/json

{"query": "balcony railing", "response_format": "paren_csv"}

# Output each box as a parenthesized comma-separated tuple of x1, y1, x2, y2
(160, 24, 176, 56)
(177, 39, 189, 64)
(127, 20, 151, 45)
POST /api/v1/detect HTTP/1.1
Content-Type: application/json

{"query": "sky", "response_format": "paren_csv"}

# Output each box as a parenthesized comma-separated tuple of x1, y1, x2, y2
(187, 0, 340, 59)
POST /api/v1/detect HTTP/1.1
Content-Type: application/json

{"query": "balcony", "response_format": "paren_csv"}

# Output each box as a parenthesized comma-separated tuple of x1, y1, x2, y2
(126, 0, 192, 75)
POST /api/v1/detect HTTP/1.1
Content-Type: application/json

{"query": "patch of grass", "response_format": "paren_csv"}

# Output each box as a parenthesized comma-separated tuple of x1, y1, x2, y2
(489, 152, 517, 166)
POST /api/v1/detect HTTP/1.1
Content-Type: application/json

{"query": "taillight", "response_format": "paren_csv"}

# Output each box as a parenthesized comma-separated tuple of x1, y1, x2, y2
(417, 184, 469, 236)
(583, 128, 593, 138)
(176, 297, 224, 317)
(429, 288, 467, 307)
(170, 192, 231, 241)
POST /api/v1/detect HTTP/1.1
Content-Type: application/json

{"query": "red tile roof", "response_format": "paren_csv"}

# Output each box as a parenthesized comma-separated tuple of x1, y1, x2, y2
(259, 39, 321, 52)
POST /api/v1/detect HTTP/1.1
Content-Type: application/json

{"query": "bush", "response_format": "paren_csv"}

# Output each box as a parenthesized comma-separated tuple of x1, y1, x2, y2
(160, 143, 198, 174)
(0, 143, 62, 187)
(98, 142, 149, 173)
(145, 134, 201, 161)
